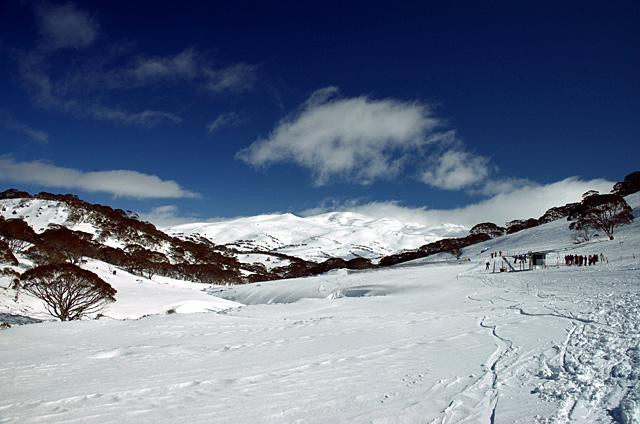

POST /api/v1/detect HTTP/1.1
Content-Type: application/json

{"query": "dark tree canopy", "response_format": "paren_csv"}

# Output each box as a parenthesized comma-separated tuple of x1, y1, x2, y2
(568, 194, 634, 240)
(582, 190, 599, 199)
(505, 218, 539, 234)
(538, 202, 581, 224)
(611, 171, 640, 197)
(21, 263, 116, 321)
(469, 222, 506, 239)
(0, 218, 38, 252)
(39, 227, 95, 264)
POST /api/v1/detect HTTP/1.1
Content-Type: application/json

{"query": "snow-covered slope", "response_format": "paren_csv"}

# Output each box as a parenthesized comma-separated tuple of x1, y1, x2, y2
(1, 198, 73, 233)
(1, 192, 639, 423)
(168, 211, 467, 262)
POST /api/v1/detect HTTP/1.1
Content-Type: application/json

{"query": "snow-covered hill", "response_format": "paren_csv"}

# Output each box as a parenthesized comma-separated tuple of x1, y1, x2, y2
(0, 192, 293, 282)
(168, 211, 467, 262)
(0, 192, 466, 279)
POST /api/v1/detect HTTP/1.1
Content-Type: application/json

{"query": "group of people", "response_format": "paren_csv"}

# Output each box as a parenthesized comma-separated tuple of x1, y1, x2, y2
(564, 253, 605, 266)
(512, 254, 528, 264)
(489, 251, 503, 258)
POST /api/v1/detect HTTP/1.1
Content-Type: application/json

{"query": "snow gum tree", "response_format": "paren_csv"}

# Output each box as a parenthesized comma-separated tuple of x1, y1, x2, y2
(568, 194, 634, 240)
(21, 263, 116, 321)
(0, 240, 19, 266)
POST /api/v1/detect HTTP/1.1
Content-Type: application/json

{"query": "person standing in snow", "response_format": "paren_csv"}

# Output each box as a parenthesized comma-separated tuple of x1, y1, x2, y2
(486, 261, 490, 270)
(12, 278, 20, 301)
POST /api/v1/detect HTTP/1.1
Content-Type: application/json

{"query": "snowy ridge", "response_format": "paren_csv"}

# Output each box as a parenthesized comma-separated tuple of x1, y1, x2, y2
(168, 211, 467, 262)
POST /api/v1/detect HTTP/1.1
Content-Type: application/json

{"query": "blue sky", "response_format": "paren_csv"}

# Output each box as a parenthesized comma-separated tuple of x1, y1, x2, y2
(1, 1, 638, 226)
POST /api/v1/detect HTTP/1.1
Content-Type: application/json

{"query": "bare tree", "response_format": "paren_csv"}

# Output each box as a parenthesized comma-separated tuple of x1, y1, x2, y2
(21, 263, 116, 321)
(571, 227, 596, 244)
(568, 194, 634, 240)
(1, 237, 29, 253)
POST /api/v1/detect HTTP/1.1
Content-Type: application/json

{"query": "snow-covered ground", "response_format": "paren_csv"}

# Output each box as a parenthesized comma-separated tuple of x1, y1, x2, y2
(168, 211, 467, 262)
(1, 194, 639, 423)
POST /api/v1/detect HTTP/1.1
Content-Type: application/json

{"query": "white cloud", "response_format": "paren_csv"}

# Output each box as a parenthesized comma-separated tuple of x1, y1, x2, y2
(303, 177, 615, 229)
(90, 105, 183, 127)
(0, 157, 198, 199)
(17, 52, 58, 108)
(236, 87, 444, 185)
(35, 2, 98, 50)
(207, 112, 242, 133)
(420, 150, 490, 190)
(139, 205, 202, 227)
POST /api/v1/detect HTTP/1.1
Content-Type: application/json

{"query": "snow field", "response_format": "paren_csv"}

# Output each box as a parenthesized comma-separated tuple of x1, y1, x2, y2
(1, 192, 638, 423)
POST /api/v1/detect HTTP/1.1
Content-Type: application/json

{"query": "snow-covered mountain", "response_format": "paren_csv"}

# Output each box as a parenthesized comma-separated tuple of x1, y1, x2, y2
(0, 190, 471, 282)
(168, 212, 468, 262)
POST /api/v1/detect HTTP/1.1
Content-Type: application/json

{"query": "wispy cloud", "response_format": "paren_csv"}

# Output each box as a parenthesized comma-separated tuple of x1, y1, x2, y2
(207, 112, 243, 133)
(204, 63, 258, 93)
(90, 105, 182, 127)
(16, 51, 183, 127)
(0, 157, 199, 199)
(35, 2, 98, 50)
(237, 87, 445, 186)
(14, 4, 259, 128)
(0, 111, 49, 143)
(470, 177, 536, 196)
(9, 122, 49, 143)
(118, 49, 257, 93)
(129, 49, 199, 82)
